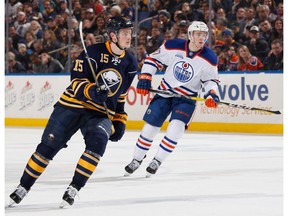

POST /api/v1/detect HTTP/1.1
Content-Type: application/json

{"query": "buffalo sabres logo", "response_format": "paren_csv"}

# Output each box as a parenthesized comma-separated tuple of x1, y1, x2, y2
(173, 61, 194, 83)
(112, 57, 121, 65)
(97, 68, 122, 96)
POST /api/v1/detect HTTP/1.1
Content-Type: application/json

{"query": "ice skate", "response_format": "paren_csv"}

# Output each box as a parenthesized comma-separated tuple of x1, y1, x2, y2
(9, 185, 29, 207)
(124, 158, 144, 176)
(59, 184, 79, 208)
(146, 158, 161, 178)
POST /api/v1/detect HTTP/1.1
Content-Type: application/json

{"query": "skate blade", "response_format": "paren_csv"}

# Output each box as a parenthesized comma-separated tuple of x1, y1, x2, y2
(7, 199, 16, 208)
(146, 172, 152, 178)
(124, 171, 131, 177)
(59, 200, 70, 208)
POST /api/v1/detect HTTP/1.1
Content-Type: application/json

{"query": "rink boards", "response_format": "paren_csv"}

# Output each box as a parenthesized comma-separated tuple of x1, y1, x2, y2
(5, 71, 283, 134)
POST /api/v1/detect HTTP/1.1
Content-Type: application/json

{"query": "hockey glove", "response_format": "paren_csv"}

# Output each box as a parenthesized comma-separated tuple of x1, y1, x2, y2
(204, 90, 220, 108)
(88, 84, 109, 103)
(136, 73, 152, 96)
(109, 112, 127, 142)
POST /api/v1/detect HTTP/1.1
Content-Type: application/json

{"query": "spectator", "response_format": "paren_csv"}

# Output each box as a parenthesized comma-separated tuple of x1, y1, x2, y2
(7, 37, 19, 56)
(272, 18, 283, 41)
(7, 51, 26, 73)
(23, 2, 34, 22)
(215, 17, 232, 40)
(109, 4, 122, 17)
(42, 29, 61, 58)
(203, 8, 215, 23)
(94, 15, 108, 39)
(226, 45, 239, 71)
(146, 26, 164, 54)
(230, 23, 247, 44)
(9, 25, 23, 51)
(32, 39, 44, 54)
(29, 52, 44, 73)
(14, 11, 30, 38)
(42, 0, 56, 22)
(85, 33, 97, 46)
(244, 25, 270, 65)
(259, 19, 273, 45)
(16, 43, 30, 71)
(24, 31, 36, 51)
(265, 39, 283, 70)
(149, 0, 165, 17)
(63, 45, 81, 73)
(180, 1, 204, 22)
(254, 4, 275, 25)
(221, 29, 241, 50)
(46, 16, 61, 40)
(158, 10, 174, 33)
(72, 0, 82, 20)
(213, 0, 233, 15)
(237, 45, 264, 71)
(93, 0, 105, 15)
(216, 7, 227, 19)
(239, 7, 257, 33)
(136, 43, 148, 71)
(233, 7, 246, 25)
(164, 30, 174, 41)
(39, 51, 64, 73)
(276, 2, 283, 20)
(28, 20, 43, 39)
(173, 10, 185, 23)
(119, 0, 135, 21)
(263, 0, 278, 15)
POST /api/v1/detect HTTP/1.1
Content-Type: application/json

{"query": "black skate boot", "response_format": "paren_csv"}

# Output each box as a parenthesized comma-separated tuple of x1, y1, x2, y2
(124, 157, 145, 176)
(146, 158, 161, 177)
(59, 184, 79, 208)
(9, 185, 29, 206)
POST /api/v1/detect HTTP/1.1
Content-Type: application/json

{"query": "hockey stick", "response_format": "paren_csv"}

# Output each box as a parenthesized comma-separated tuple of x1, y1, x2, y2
(79, 21, 111, 118)
(149, 89, 281, 115)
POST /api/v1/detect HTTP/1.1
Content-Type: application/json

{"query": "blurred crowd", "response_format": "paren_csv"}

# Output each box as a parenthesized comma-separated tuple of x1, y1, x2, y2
(5, 0, 283, 74)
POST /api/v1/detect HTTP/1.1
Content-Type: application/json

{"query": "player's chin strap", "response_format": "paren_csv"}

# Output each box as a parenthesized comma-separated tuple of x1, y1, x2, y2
(149, 89, 281, 115)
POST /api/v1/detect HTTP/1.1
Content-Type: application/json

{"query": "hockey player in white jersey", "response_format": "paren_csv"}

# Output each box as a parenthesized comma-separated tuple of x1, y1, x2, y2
(124, 21, 220, 177)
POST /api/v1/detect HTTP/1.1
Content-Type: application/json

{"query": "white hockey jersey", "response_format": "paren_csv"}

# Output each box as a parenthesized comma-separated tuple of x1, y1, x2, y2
(141, 39, 219, 97)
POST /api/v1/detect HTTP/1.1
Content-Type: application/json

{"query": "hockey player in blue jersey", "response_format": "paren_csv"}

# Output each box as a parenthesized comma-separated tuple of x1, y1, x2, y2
(9, 16, 137, 207)
(124, 21, 220, 177)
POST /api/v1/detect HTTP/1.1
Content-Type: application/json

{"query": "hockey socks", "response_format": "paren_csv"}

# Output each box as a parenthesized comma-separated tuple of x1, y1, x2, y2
(155, 136, 178, 161)
(134, 134, 153, 161)
(20, 152, 50, 190)
(71, 150, 100, 188)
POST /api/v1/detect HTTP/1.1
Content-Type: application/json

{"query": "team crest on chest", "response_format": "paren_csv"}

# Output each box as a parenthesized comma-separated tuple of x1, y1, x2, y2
(173, 61, 194, 82)
(97, 68, 122, 96)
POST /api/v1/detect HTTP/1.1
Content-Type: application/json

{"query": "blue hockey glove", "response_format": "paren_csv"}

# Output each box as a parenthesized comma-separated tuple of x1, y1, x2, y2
(204, 90, 220, 108)
(109, 112, 127, 142)
(88, 84, 109, 103)
(136, 73, 152, 96)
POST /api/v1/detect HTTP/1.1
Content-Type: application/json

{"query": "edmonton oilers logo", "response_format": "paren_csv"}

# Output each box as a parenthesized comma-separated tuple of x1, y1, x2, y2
(173, 61, 194, 82)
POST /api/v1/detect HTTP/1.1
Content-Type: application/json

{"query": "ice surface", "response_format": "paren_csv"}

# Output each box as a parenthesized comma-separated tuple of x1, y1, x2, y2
(5, 128, 283, 216)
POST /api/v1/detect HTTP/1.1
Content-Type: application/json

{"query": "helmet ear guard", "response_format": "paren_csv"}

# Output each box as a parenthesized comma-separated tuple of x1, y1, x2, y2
(188, 21, 209, 42)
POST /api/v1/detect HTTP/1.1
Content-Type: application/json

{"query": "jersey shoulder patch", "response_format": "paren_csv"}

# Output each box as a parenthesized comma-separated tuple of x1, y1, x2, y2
(164, 39, 186, 51)
(198, 46, 218, 65)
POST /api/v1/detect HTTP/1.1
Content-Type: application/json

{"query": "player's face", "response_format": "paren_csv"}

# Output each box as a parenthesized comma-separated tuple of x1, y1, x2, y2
(192, 30, 207, 48)
(117, 28, 132, 49)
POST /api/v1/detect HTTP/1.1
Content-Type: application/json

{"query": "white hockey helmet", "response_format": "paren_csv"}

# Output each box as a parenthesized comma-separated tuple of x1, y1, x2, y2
(188, 21, 209, 42)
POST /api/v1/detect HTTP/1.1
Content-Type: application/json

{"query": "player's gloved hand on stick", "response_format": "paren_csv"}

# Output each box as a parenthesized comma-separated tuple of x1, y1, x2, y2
(204, 90, 220, 108)
(109, 112, 127, 142)
(89, 84, 109, 103)
(136, 73, 152, 96)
